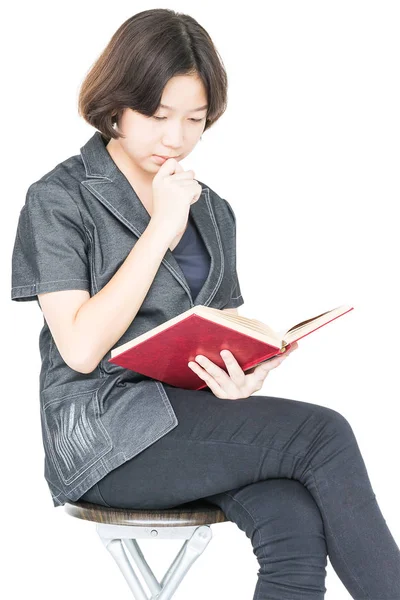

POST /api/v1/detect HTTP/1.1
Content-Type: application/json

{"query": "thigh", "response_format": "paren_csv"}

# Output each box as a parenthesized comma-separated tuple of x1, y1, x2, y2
(88, 385, 343, 509)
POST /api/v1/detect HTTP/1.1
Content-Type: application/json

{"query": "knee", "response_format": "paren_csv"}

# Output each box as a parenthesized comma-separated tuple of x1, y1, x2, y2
(314, 405, 356, 443)
(265, 479, 324, 531)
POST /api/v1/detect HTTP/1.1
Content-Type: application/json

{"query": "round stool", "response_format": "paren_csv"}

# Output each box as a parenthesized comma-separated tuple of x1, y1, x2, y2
(65, 499, 228, 599)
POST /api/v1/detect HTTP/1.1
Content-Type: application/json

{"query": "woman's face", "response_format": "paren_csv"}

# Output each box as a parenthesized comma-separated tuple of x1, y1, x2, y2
(107, 73, 208, 182)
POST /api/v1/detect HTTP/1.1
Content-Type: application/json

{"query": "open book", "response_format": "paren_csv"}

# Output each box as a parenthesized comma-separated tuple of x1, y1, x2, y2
(108, 304, 354, 391)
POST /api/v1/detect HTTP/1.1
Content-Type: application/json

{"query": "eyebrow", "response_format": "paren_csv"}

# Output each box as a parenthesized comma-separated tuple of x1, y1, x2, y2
(159, 103, 208, 112)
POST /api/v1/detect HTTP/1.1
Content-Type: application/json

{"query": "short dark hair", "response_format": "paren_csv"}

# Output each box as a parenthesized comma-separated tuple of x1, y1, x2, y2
(78, 9, 228, 140)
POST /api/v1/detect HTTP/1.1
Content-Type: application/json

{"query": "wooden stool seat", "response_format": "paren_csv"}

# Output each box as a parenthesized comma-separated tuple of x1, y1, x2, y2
(65, 499, 227, 527)
(65, 499, 228, 599)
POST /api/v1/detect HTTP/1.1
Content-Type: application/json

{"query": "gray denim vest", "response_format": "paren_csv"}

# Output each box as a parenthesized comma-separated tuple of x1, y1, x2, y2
(11, 131, 244, 507)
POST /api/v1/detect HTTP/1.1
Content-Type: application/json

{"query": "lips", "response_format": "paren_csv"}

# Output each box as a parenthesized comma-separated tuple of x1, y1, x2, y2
(152, 154, 181, 165)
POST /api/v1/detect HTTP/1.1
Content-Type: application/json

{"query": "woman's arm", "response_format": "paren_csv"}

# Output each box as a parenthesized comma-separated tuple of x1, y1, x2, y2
(38, 218, 175, 374)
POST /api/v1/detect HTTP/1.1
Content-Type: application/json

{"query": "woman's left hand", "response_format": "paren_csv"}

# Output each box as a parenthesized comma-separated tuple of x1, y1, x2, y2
(188, 342, 298, 399)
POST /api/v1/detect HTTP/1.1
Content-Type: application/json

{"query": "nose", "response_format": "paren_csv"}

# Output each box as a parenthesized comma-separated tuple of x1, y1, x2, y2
(161, 122, 185, 149)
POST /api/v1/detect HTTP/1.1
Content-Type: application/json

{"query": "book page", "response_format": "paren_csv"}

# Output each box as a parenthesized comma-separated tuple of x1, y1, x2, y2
(285, 310, 331, 334)
(216, 313, 280, 339)
(282, 305, 353, 343)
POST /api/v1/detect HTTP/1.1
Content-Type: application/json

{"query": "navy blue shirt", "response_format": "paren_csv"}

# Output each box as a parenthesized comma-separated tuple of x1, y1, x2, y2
(172, 213, 211, 301)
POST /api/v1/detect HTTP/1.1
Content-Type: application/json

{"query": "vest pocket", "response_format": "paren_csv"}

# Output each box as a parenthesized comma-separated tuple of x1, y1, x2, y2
(41, 382, 113, 486)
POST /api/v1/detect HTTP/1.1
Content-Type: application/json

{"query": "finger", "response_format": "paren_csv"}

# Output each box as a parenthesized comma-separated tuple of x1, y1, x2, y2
(243, 352, 287, 395)
(156, 157, 183, 177)
(188, 361, 227, 398)
(193, 354, 232, 384)
(243, 365, 271, 394)
(219, 350, 246, 384)
(254, 354, 286, 375)
(286, 342, 299, 354)
(193, 353, 240, 396)
(171, 170, 195, 180)
(285, 347, 295, 356)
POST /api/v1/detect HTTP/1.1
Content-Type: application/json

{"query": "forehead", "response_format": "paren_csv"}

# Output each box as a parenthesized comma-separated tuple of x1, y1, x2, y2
(160, 75, 208, 110)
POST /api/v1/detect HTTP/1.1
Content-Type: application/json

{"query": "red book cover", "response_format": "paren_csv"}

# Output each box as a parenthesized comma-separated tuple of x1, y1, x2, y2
(108, 305, 353, 391)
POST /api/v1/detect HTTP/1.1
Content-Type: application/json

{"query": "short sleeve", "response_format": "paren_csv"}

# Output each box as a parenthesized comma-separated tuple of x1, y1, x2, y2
(11, 181, 91, 302)
(222, 198, 245, 309)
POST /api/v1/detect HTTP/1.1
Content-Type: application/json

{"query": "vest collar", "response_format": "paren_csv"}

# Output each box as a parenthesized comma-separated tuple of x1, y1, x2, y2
(79, 131, 224, 307)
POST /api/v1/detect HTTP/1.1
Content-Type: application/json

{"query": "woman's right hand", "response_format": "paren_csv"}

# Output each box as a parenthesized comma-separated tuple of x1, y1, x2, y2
(239, 341, 299, 395)
(188, 342, 299, 399)
(151, 158, 203, 239)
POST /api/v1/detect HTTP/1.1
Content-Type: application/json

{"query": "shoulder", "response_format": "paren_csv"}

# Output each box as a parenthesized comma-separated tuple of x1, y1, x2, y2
(27, 148, 86, 199)
(36, 149, 86, 187)
(24, 153, 86, 214)
(21, 162, 88, 238)
(196, 179, 237, 226)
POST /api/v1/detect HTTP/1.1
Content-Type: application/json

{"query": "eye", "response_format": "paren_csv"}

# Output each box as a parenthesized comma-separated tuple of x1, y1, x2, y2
(152, 116, 205, 122)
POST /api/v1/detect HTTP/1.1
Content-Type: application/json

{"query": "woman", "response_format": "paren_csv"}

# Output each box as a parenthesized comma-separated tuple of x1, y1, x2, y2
(11, 9, 400, 600)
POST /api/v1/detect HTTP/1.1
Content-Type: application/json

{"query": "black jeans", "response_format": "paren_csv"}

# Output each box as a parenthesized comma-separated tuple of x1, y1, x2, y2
(79, 384, 400, 600)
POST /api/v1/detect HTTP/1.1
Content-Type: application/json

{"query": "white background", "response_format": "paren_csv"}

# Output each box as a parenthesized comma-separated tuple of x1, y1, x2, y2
(3, 1, 399, 599)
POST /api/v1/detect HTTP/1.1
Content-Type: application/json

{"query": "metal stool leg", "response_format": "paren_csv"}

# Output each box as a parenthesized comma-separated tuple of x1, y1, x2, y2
(122, 538, 162, 597)
(97, 523, 213, 600)
(105, 538, 149, 600)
